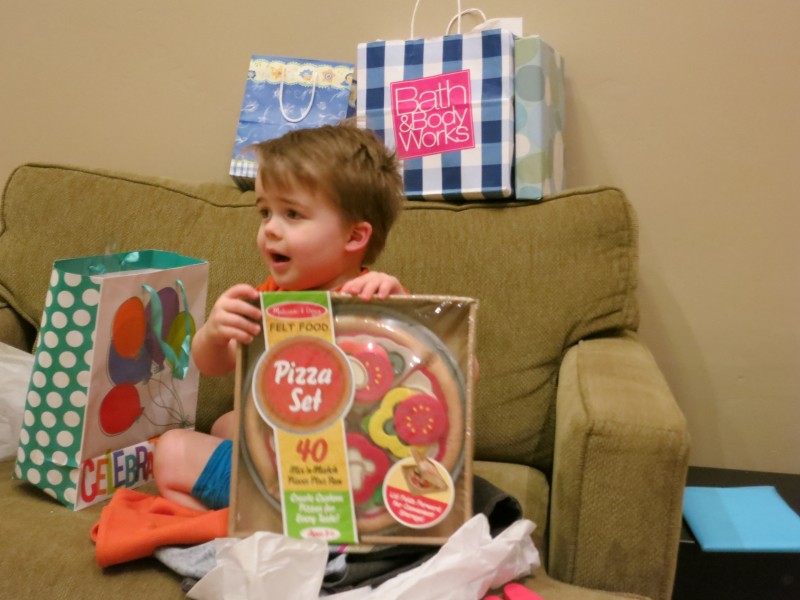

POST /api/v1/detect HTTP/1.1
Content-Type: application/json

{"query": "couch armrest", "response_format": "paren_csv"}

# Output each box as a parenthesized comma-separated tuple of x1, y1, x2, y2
(548, 331, 689, 600)
(0, 301, 35, 351)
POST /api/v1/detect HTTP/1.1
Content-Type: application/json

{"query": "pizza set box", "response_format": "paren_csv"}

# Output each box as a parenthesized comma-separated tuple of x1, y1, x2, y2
(230, 291, 477, 547)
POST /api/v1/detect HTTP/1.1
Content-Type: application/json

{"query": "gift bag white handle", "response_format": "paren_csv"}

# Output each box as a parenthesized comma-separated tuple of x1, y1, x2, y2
(411, 1, 493, 38)
(445, 8, 487, 35)
(411, 0, 466, 38)
(278, 63, 318, 124)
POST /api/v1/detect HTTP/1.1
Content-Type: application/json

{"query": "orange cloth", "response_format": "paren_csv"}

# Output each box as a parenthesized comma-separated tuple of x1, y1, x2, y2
(90, 488, 228, 568)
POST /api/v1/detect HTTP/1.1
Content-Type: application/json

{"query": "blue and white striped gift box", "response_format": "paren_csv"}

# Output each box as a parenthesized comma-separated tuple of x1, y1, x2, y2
(357, 29, 515, 201)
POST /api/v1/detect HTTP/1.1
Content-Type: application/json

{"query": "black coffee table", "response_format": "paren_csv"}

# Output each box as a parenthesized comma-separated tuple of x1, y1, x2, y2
(673, 466, 800, 599)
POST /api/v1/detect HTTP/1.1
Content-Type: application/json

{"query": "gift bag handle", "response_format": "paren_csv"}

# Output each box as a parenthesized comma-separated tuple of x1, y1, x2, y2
(143, 281, 193, 380)
(411, 0, 487, 38)
(88, 250, 142, 275)
(278, 63, 319, 124)
(445, 8, 486, 35)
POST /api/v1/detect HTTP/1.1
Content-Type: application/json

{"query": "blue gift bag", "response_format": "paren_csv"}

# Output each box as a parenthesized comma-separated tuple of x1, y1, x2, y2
(357, 29, 515, 201)
(230, 56, 355, 190)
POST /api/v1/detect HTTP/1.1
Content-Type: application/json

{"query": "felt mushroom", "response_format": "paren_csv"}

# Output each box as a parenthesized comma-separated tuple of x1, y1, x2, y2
(346, 432, 390, 505)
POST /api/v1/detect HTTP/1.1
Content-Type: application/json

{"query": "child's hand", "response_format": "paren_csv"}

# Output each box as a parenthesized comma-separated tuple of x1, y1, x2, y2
(203, 284, 263, 345)
(340, 271, 407, 300)
(192, 284, 262, 375)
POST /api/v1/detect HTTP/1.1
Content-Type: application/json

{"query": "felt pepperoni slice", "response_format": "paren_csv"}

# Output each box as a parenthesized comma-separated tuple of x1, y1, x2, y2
(337, 338, 394, 404)
(394, 393, 448, 446)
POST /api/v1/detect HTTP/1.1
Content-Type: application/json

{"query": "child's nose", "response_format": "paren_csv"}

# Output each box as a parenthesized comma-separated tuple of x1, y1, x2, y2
(263, 218, 281, 238)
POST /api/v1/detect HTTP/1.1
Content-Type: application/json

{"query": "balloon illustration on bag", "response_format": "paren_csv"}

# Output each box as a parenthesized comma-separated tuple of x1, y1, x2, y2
(99, 383, 143, 436)
(145, 286, 179, 368)
(102, 282, 196, 436)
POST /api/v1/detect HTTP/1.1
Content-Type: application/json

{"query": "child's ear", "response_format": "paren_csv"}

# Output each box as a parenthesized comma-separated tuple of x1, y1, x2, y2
(345, 221, 372, 253)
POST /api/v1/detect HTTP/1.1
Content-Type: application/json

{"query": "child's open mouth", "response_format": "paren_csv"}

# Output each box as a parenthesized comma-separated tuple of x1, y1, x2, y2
(270, 252, 290, 264)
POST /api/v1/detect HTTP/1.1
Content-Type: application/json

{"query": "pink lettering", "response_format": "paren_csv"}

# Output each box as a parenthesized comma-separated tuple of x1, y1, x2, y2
(390, 70, 475, 159)
(80, 460, 97, 503)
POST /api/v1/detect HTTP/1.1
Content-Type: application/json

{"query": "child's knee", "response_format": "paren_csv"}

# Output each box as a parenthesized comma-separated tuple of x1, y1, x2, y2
(153, 429, 190, 481)
(210, 411, 236, 439)
(155, 427, 188, 456)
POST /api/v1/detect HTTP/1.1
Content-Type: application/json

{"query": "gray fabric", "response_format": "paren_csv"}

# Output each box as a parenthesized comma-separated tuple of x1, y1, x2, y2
(154, 541, 218, 580)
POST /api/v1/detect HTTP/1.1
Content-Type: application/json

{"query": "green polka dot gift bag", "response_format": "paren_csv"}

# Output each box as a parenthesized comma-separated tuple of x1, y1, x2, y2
(14, 251, 208, 510)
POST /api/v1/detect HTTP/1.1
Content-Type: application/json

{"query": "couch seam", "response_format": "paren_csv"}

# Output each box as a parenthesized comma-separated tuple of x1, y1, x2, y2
(402, 185, 625, 213)
(6, 163, 253, 209)
(569, 341, 594, 583)
(6, 164, 626, 214)
(617, 189, 640, 329)
(0, 284, 37, 331)
(656, 428, 690, 600)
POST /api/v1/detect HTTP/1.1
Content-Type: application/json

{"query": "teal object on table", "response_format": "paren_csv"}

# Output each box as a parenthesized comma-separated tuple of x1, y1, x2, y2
(683, 486, 800, 552)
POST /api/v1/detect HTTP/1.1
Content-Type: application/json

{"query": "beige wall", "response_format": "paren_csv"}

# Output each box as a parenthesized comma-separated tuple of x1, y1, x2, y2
(2, 1, 798, 473)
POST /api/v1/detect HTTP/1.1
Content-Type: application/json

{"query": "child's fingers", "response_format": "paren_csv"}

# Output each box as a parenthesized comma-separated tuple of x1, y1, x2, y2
(342, 274, 405, 300)
(224, 282, 260, 300)
(358, 280, 382, 300)
(216, 287, 263, 322)
(234, 298, 265, 323)
(207, 305, 261, 343)
(370, 276, 405, 299)
(339, 276, 373, 299)
(339, 278, 365, 296)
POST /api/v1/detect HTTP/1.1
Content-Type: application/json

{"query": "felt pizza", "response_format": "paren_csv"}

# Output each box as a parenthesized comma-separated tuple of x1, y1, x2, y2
(241, 304, 466, 534)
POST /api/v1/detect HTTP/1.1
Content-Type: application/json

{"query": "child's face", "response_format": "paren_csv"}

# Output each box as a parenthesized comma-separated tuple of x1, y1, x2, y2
(255, 176, 362, 291)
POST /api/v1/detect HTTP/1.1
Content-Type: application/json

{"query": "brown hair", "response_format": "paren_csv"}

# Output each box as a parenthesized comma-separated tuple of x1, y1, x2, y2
(253, 124, 404, 265)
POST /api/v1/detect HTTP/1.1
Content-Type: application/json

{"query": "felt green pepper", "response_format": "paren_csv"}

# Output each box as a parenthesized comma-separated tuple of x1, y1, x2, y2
(368, 386, 417, 458)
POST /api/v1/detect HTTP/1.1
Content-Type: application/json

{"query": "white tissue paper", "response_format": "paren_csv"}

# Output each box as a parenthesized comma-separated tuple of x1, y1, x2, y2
(0, 342, 34, 460)
(326, 514, 540, 600)
(189, 514, 539, 600)
(187, 532, 329, 600)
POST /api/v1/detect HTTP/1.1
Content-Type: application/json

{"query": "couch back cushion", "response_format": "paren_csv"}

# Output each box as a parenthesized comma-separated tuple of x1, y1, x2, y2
(0, 164, 638, 471)
(376, 193, 639, 470)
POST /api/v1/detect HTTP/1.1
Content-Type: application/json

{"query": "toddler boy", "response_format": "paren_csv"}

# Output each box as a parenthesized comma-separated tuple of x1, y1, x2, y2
(153, 124, 406, 510)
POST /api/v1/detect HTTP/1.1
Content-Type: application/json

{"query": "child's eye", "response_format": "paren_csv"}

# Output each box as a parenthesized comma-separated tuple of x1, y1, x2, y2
(259, 208, 271, 219)
(286, 209, 302, 220)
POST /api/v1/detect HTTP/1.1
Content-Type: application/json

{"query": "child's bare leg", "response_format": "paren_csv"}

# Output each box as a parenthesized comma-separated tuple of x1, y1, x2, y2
(210, 410, 237, 439)
(153, 429, 225, 511)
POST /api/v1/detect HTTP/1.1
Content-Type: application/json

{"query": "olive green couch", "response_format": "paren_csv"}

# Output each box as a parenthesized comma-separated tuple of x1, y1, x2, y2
(0, 164, 689, 599)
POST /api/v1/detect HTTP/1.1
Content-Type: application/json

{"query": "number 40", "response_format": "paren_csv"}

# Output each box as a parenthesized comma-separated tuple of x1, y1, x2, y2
(296, 437, 328, 463)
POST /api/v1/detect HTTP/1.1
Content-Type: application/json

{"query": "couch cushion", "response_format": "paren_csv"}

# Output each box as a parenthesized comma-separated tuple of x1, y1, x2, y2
(0, 457, 645, 600)
(0, 164, 263, 432)
(375, 191, 639, 469)
(0, 458, 186, 600)
(0, 165, 638, 470)
(474, 460, 550, 554)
